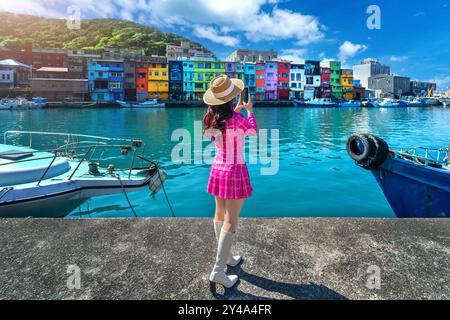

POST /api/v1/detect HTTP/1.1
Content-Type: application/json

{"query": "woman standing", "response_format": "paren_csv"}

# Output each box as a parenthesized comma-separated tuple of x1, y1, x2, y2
(203, 75, 258, 288)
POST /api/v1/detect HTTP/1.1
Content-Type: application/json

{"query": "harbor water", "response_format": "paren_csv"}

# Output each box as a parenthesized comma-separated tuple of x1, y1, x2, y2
(1, 106, 449, 218)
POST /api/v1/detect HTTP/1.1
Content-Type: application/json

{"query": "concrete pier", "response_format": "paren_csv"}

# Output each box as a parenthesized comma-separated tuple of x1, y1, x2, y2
(0, 218, 448, 300)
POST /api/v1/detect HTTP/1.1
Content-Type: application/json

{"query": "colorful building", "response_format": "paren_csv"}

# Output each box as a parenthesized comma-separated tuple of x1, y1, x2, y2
(123, 60, 136, 101)
(225, 62, 236, 78)
(304, 60, 321, 100)
(244, 62, 256, 100)
(325, 61, 342, 99)
(255, 62, 265, 101)
(193, 60, 225, 100)
(148, 61, 169, 100)
(169, 61, 183, 100)
(277, 61, 290, 100)
(264, 61, 278, 100)
(353, 79, 365, 100)
(182, 60, 195, 101)
(135, 62, 148, 102)
(340, 68, 354, 100)
(235, 62, 244, 82)
(88, 60, 124, 102)
(289, 63, 304, 99)
(320, 67, 332, 98)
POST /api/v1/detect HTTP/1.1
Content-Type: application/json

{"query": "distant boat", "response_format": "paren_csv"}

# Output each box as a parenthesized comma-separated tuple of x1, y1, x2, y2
(406, 98, 425, 107)
(0, 98, 30, 110)
(117, 99, 166, 108)
(374, 99, 408, 108)
(347, 133, 449, 218)
(422, 98, 440, 106)
(30, 97, 47, 108)
(338, 100, 362, 108)
(302, 98, 337, 107)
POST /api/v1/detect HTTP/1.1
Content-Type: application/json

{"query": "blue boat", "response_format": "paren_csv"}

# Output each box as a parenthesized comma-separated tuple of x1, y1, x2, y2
(347, 133, 449, 218)
(374, 99, 408, 108)
(338, 100, 362, 108)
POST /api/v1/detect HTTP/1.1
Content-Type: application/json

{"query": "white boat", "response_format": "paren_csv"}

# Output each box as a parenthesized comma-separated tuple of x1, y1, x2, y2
(304, 98, 337, 107)
(0, 98, 30, 110)
(117, 99, 166, 108)
(0, 131, 167, 217)
(407, 98, 425, 107)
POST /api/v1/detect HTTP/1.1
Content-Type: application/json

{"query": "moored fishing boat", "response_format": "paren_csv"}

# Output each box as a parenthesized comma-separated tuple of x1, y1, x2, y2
(117, 99, 166, 108)
(347, 133, 449, 218)
(0, 98, 30, 110)
(374, 99, 408, 108)
(0, 131, 167, 217)
(407, 98, 425, 107)
(338, 100, 362, 108)
(304, 98, 337, 107)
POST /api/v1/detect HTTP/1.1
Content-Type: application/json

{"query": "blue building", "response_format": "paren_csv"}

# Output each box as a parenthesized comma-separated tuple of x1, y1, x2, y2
(244, 62, 256, 100)
(88, 60, 124, 102)
(169, 61, 183, 100)
(182, 60, 195, 100)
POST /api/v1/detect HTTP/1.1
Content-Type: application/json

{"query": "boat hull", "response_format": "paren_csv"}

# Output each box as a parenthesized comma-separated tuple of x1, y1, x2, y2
(370, 155, 449, 218)
(0, 170, 166, 217)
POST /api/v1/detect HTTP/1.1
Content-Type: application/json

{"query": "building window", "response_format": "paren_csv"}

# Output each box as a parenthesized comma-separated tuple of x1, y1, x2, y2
(155, 72, 159, 76)
(205, 63, 211, 69)
(296, 74, 301, 81)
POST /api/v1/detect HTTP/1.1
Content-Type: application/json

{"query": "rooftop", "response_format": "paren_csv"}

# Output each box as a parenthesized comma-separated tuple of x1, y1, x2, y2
(0, 59, 31, 68)
(36, 67, 69, 73)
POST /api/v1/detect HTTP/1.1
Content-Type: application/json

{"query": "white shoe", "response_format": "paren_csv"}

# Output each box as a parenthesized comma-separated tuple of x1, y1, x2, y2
(213, 220, 242, 267)
(209, 230, 239, 288)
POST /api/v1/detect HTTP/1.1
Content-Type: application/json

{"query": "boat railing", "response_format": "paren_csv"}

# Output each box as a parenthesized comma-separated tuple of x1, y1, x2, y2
(4, 130, 144, 149)
(396, 146, 449, 167)
(1, 131, 154, 184)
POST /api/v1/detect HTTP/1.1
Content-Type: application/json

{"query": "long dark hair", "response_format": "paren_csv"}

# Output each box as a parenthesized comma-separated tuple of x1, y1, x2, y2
(203, 100, 234, 134)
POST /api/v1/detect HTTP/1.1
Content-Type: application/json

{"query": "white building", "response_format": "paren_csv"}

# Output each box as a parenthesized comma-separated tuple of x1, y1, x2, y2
(289, 63, 304, 99)
(0, 70, 14, 89)
(353, 58, 390, 89)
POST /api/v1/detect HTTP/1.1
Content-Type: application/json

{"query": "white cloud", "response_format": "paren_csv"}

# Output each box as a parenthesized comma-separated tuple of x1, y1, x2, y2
(427, 75, 450, 87)
(192, 25, 239, 47)
(390, 55, 408, 62)
(338, 41, 368, 62)
(278, 48, 307, 63)
(413, 12, 425, 17)
(0, 0, 325, 47)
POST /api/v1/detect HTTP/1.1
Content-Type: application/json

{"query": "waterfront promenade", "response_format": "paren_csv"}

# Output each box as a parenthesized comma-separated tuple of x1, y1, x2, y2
(0, 218, 448, 300)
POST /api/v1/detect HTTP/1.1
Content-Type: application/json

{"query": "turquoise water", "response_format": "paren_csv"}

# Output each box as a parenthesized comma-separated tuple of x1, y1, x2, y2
(1, 106, 449, 218)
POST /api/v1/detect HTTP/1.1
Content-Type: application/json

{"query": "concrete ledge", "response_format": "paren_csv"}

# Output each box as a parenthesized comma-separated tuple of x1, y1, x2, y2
(0, 218, 449, 300)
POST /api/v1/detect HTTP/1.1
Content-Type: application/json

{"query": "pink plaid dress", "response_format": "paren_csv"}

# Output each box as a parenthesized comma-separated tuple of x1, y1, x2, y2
(206, 111, 258, 199)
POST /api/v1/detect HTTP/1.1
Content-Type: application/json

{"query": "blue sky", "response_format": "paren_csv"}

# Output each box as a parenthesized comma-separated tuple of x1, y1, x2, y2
(0, 0, 449, 88)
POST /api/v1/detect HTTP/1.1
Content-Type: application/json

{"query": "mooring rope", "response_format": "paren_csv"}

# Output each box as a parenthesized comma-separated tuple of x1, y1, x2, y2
(116, 175, 138, 218)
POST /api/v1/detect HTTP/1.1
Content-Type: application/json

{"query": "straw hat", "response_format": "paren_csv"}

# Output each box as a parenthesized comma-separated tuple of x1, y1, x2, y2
(203, 74, 244, 106)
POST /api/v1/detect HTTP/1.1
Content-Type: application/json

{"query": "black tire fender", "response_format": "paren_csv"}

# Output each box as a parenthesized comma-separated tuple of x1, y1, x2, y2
(366, 134, 389, 168)
(346, 133, 374, 164)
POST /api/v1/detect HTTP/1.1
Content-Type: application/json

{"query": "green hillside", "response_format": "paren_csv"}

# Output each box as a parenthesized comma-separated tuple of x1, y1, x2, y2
(0, 12, 213, 57)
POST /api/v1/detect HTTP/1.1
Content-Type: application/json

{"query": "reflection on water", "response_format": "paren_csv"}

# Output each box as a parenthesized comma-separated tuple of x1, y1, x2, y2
(1, 106, 449, 218)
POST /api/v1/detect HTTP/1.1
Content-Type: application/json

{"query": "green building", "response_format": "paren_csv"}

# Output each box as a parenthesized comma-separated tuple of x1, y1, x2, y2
(193, 61, 225, 100)
(328, 61, 342, 99)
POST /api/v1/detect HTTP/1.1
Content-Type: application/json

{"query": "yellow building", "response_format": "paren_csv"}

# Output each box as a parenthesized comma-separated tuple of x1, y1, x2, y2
(340, 69, 354, 100)
(148, 62, 169, 100)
